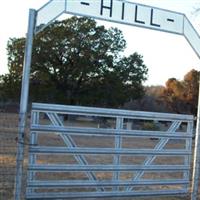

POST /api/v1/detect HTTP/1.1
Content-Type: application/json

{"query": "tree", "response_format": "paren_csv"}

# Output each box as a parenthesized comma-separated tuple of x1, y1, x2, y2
(183, 69, 199, 114)
(3, 17, 148, 107)
(124, 85, 169, 112)
(0, 74, 21, 102)
(159, 69, 199, 115)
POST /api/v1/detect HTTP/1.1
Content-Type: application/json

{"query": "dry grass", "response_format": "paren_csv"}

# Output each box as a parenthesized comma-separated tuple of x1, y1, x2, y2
(0, 112, 19, 200)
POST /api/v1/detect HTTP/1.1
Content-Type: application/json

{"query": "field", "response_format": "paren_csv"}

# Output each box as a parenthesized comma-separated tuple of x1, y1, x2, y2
(0, 112, 18, 200)
(0, 112, 198, 200)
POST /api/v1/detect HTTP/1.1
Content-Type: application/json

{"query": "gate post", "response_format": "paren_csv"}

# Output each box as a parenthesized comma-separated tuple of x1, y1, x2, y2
(14, 9, 36, 200)
(191, 79, 200, 200)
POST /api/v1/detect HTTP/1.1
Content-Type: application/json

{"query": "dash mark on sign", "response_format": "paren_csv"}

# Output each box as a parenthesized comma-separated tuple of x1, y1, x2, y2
(81, 2, 90, 6)
(167, 18, 174, 22)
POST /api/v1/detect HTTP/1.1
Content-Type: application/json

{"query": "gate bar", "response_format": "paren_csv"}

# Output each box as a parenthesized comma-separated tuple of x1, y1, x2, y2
(14, 9, 36, 200)
(26, 189, 187, 199)
(192, 81, 200, 200)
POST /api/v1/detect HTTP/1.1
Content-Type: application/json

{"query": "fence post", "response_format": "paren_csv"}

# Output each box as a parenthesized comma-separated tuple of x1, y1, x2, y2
(14, 9, 36, 200)
(191, 80, 200, 200)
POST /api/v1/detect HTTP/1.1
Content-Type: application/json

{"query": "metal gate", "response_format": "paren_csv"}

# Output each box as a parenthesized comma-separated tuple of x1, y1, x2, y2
(26, 103, 193, 199)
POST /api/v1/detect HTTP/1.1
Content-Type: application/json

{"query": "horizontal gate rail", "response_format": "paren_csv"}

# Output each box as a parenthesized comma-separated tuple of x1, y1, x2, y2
(31, 125, 192, 138)
(29, 146, 191, 155)
(26, 190, 188, 199)
(26, 103, 194, 199)
(27, 179, 189, 187)
(32, 103, 193, 121)
(29, 164, 190, 171)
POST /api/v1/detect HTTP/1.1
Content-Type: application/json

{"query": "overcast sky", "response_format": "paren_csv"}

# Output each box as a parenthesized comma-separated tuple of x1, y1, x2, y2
(0, 0, 200, 85)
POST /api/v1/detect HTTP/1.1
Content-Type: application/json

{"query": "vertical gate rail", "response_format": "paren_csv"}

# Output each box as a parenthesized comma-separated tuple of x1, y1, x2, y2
(26, 103, 193, 199)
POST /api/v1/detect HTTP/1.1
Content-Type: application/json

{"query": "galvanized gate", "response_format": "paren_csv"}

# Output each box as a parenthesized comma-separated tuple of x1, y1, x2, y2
(14, 1, 200, 199)
(26, 103, 193, 199)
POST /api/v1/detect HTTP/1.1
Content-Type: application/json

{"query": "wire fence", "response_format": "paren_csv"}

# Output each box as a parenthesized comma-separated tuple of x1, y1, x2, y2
(0, 103, 30, 200)
(0, 111, 18, 200)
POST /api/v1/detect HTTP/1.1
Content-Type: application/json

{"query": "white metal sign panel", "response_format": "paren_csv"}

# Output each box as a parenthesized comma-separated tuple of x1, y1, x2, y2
(66, 0, 184, 35)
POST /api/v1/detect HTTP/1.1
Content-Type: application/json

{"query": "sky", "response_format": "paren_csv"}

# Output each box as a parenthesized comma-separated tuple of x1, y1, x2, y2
(0, 0, 200, 86)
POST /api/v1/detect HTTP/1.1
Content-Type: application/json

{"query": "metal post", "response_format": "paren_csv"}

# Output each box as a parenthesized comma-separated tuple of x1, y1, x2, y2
(113, 117, 123, 191)
(191, 79, 200, 200)
(14, 9, 36, 200)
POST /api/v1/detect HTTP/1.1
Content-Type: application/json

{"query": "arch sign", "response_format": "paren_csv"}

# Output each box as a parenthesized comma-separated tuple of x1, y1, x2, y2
(14, 0, 200, 200)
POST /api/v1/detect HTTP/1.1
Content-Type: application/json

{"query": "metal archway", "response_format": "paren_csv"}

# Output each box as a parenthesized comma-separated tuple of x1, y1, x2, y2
(14, 1, 200, 200)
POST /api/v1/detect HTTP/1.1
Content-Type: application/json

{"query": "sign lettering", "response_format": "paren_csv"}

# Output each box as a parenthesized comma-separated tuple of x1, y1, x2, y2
(135, 5, 145, 24)
(150, 8, 160, 27)
(66, 0, 184, 35)
(100, 0, 113, 17)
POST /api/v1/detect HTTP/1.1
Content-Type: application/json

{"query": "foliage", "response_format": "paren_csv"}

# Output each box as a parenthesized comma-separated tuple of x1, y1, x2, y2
(0, 74, 21, 102)
(159, 69, 199, 115)
(124, 69, 199, 116)
(2, 17, 148, 107)
(123, 85, 168, 112)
